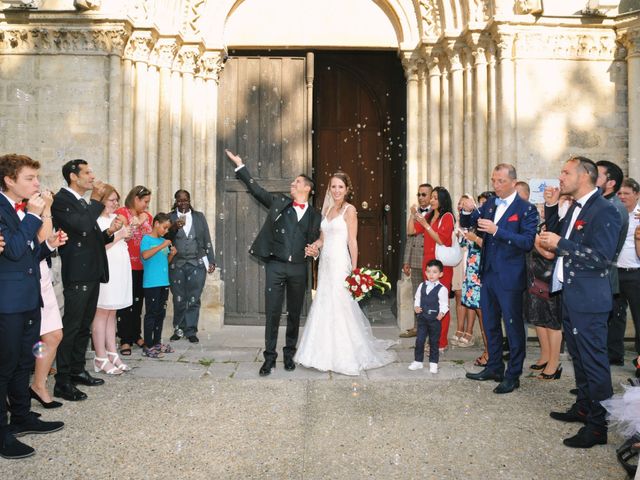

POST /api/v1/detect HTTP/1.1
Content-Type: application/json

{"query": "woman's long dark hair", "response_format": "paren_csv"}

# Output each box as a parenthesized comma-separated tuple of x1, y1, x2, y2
(428, 186, 454, 223)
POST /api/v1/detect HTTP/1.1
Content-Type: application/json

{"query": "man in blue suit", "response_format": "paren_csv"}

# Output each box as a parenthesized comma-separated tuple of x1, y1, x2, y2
(540, 156, 621, 448)
(460, 163, 538, 394)
(0, 154, 65, 459)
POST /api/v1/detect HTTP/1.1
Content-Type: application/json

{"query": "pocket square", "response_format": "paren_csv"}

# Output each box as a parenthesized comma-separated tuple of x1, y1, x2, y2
(507, 214, 519, 222)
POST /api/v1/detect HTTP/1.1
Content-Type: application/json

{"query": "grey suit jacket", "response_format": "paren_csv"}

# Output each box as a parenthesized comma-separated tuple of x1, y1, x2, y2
(168, 210, 215, 267)
(607, 193, 629, 295)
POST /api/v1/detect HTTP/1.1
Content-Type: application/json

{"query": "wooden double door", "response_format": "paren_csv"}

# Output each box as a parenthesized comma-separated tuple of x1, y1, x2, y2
(217, 52, 405, 324)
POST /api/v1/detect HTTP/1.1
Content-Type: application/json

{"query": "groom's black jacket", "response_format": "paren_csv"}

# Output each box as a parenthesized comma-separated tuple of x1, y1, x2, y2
(236, 166, 321, 263)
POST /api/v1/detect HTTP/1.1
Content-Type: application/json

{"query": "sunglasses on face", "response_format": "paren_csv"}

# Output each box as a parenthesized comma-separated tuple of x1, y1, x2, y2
(416, 193, 429, 197)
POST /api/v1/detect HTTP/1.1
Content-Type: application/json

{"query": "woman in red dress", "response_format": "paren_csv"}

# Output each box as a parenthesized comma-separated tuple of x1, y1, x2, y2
(413, 186, 455, 349)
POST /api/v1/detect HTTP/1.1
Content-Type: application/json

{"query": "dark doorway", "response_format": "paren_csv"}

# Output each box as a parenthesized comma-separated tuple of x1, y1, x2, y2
(313, 52, 406, 283)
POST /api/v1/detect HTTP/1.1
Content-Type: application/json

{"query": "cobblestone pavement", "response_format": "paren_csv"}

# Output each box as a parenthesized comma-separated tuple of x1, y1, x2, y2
(3, 326, 634, 480)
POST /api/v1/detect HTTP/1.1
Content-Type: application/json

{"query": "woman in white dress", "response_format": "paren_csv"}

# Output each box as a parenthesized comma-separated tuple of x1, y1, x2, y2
(294, 172, 396, 375)
(92, 185, 133, 374)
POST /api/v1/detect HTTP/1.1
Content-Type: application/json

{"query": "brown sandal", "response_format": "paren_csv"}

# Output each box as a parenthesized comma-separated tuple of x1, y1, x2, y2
(474, 352, 488, 367)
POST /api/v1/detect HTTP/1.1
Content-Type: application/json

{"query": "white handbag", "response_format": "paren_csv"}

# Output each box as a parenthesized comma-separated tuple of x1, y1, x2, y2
(434, 215, 463, 267)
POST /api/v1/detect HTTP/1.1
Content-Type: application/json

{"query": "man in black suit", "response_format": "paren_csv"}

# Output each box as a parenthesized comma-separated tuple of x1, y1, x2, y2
(225, 150, 322, 376)
(52, 159, 121, 401)
(0, 154, 65, 459)
(167, 189, 216, 344)
(540, 156, 621, 448)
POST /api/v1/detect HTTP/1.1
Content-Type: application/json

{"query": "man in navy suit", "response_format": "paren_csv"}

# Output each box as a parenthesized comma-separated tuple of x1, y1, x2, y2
(0, 154, 65, 459)
(460, 163, 538, 394)
(540, 156, 621, 448)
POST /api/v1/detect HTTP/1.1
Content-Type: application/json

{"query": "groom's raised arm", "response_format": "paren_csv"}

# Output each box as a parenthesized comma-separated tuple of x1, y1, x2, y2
(225, 149, 273, 209)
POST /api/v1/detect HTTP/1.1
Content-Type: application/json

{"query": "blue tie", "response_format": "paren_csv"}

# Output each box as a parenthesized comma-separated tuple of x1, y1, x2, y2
(495, 198, 508, 207)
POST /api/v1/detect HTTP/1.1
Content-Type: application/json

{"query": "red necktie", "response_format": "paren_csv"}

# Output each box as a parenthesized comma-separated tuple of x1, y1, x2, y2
(293, 202, 306, 209)
(14, 201, 27, 212)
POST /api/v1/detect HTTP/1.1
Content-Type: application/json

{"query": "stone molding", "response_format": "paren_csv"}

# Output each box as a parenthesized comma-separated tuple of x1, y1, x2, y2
(151, 37, 181, 69)
(419, 0, 441, 40)
(618, 30, 640, 59)
(514, 30, 618, 61)
(0, 25, 129, 55)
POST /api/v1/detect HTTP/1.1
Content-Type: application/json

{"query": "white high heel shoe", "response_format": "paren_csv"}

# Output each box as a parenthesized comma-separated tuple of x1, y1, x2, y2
(107, 351, 131, 372)
(94, 356, 123, 375)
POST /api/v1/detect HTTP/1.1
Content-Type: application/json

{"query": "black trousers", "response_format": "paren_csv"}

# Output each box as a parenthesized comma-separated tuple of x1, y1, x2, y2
(56, 281, 100, 384)
(117, 269, 144, 345)
(143, 286, 169, 347)
(606, 294, 628, 362)
(263, 260, 307, 362)
(414, 314, 441, 363)
(563, 303, 612, 431)
(618, 269, 640, 353)
(0, 309, 40, 439)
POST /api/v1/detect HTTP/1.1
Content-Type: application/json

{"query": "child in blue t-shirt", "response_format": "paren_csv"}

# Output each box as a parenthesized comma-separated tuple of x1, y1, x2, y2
(140, 213, 177, 358)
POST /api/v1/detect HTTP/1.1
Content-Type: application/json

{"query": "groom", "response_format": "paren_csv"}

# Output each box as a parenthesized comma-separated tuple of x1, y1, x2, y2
(225, 150, 322, 376)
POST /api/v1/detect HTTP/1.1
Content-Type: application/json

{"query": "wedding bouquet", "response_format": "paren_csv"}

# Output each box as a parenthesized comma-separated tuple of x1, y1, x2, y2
(344, 268, 392, 302)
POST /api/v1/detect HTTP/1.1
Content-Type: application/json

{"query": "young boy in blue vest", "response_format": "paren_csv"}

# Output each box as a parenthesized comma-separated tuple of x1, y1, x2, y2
(408, 259, 449, 374)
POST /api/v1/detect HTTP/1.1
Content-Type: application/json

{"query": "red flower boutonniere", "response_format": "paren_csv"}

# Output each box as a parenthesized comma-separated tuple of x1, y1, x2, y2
(575, 220, 586, 231)
(507, 214, 519, 222)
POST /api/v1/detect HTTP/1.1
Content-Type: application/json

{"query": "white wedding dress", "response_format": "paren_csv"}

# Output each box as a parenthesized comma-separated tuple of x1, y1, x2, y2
(294, 205, 396, 375)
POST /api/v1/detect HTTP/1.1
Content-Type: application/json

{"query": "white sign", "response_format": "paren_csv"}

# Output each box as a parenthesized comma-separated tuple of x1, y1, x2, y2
(529, 178, 559, 204)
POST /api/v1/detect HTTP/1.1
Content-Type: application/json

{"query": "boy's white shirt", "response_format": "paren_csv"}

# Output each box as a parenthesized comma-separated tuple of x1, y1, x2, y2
(414, 280, 449, 315)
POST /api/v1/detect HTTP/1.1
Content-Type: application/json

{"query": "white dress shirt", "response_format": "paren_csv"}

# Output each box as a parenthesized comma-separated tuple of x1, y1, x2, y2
(414, 280, 450, 315)
(493, 190, 518, 224)
(553, 187, 598, 289)
(616, 204, 640, 268)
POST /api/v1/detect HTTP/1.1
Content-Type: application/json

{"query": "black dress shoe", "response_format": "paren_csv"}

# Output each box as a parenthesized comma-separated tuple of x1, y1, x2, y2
(466, 368, 504, 382)
(259, 361, 275, 377)
(609, 358, 624, 366)
(29, 388, 63, 409)
(563, 426, 607, 448)
(188, 335, 199, 344)
(493, 377, 520, 394)
(53, 383, 87, 401)
(0, 435, 35, 459)
(170, 333, 181, 341)
(283, 357, 296, 371)
(70, 371, 105, 386)
(10, 414, 64, 437)
(550, 406, 588, 424)
(570, 388, 578, 395)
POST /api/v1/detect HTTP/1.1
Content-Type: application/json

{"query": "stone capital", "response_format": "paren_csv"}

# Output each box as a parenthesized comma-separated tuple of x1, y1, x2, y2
(401, 51, 421, 80)
(445, 41, 463, 71)
(199, 51, 226, 82)
(467, 31, 490, 65)
(124, 30, 156, 63)
(175, 45, 202, 75)
(619, 30, 640, 59)
(152, 37, 181, 69)
(493, 32, 515, 60)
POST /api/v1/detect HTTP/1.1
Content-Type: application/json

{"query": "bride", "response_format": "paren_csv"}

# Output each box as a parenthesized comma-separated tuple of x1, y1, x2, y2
(294, 172, 396, 375)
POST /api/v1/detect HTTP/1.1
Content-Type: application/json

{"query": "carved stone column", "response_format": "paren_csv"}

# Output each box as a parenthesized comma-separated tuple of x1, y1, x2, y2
(427, 56, 441, 185)
(487, 43, 498, 184)
(418, 60, 428, 183)
(124, 31, 155, 189)
(121, 58, 134, 194)
(402, 53, 420, 209)
(176, 45, 200, 194)
(462, 48, 474, 197)
(440, 61, 450, 193)
(471, 33, 489, 193)
(622, 31, 640, 179)
(200, 50, 226, 328)
(193, 72, 206, 208)
(170, 68, 182, 195)
(448, 43, 464, 203)
(495, 31, 516, 165)
(107, 29, 128, 190)
(146, 63, 160, 211)
(153, 38, 179, 213)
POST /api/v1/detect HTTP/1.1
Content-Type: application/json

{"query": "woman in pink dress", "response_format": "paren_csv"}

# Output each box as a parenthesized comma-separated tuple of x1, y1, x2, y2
(412, 186, 455, 350)
(30, 190, 68, 408)
(115, 185, 152, 355)
(93, 185, 133, 374)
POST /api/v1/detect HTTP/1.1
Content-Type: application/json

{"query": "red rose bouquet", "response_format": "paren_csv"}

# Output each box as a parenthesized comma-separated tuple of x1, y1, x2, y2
(344, 267, 391, 302)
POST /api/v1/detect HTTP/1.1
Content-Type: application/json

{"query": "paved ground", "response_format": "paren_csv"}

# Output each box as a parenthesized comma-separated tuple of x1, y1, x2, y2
(3, 325, 635, 480)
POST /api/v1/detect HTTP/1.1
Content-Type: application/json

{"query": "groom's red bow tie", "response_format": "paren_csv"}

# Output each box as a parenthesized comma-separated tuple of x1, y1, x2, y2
(292, 201, 306, 209)
(14, 201, 27, 212)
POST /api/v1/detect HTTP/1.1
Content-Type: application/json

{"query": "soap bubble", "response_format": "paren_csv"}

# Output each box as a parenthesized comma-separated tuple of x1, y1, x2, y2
(32, 341, 46, 358)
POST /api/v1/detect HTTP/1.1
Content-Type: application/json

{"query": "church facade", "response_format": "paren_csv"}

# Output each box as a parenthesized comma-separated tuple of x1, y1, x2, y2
(1, 0, 639, 326)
